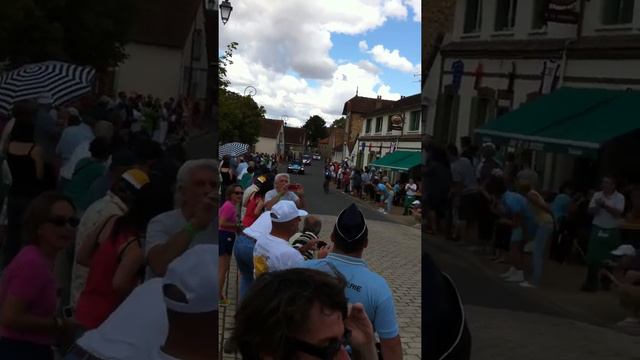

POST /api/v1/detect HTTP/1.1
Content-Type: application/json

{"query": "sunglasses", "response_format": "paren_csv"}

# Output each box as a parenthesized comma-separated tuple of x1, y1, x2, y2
(289, 329, 351, 360)
(47, 216, 80, 228)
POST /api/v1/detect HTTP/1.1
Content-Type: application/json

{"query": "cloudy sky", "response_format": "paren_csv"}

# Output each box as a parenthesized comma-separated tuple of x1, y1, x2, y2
(219, 0, 421, 128)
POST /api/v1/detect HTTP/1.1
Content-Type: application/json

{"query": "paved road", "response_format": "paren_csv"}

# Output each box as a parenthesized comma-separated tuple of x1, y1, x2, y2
(287, 160, 391, 222)
(424, 236, 640, 359)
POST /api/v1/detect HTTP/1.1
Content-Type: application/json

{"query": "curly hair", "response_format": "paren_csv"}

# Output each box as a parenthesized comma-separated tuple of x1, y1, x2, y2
(229, 268, 347, 359)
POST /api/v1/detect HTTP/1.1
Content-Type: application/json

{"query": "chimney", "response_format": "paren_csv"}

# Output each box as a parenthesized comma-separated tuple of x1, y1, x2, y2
(375, 95, 383, 109)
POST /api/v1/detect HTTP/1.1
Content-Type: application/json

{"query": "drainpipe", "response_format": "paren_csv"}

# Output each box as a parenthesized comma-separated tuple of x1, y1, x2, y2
(557, 39, 573, 88)
(559, 0, 585, 87)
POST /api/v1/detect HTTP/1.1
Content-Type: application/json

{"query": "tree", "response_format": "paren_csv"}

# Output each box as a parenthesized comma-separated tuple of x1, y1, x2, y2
(0, 0, 135, 70)
(303, 115, 329, 148)
(331, 117, 346, 128)
(218, 42, 237, 91)
(219, 89, 264, 145)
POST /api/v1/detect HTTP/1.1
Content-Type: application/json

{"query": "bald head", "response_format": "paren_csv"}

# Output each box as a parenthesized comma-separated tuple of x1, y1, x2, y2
(303, 216, 322, 236)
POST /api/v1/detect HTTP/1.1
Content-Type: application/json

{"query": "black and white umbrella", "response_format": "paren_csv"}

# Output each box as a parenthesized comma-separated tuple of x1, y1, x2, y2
(0, 61, 96, 115)
(219, 142, 249, 159)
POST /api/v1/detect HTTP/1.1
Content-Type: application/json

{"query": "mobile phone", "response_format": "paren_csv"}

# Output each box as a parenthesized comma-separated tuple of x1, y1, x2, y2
(62, 306, 73, 319)
(317, 241, 327, 249)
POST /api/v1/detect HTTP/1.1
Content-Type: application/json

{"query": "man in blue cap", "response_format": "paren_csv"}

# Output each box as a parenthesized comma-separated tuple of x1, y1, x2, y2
(298, 203, 403, 359)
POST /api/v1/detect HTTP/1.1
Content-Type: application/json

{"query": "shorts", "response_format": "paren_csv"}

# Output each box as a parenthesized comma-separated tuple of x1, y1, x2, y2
(219, 230, 236, 256)
(458, 191, 484, 222)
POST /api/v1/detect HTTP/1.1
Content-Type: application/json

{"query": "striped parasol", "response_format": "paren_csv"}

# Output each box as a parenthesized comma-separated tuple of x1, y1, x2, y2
(0, 61, 96, 115)
(219, 142, 249, 159)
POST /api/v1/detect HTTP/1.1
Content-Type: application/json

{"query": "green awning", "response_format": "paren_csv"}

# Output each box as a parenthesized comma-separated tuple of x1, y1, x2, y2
(371, 151, 421, 171)
(371, 151, 415, 167)
(474, 88, 640, 158)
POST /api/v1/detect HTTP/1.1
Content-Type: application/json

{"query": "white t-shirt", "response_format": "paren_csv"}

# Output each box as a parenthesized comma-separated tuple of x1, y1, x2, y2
(405, 183, 417, 196)
(77, 278, 168, 360)
(253, 233, 304, 278)
(264, 189, 299, 204)
(145, 209, 217, 280)
(589, 191, 625, 229)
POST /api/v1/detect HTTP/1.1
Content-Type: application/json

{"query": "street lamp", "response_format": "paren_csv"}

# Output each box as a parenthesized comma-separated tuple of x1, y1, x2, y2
(220, 0, 233, 25)
(281, 115, 289, 127)
(244, 85, 257, 97)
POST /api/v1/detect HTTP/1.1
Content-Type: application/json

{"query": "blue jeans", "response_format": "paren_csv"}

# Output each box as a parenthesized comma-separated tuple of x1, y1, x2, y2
(531, 223, 553, 286)
(386, 194, 393, 213)
(233, 234, 255, 302)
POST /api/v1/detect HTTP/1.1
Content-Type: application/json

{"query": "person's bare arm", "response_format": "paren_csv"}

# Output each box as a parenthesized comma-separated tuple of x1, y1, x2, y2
(623, 270, 640, 284)
(264, 192, 282, 210)
(112, 239, 144, 296)
(147, 193, 215, 277)
(254, 198, 265, 216)
(528, 192, 552, 214)
(380, 336, 403, 360)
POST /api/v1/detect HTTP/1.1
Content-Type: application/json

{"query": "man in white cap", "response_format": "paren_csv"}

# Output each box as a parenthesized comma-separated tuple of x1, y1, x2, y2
(253, 200, 309, 277)
(66, 244, 218, 360)
(601, 244, 640, 329)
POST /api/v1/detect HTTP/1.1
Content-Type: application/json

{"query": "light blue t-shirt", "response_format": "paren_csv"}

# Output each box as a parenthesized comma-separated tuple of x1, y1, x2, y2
(502, 191, 536, 238)
(551, 193, 571, 221)
(298, 253, 399, 339)
(56, 123, 94, 163)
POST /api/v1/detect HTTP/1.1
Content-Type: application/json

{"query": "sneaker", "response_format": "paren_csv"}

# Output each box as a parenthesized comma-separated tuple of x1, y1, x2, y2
(505, 270, 524, 282)
(500, 267, 516, 278)
(519, 281, 536, 288)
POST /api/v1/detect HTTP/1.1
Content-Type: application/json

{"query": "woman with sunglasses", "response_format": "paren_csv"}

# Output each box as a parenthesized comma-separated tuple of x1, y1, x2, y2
(219, 184, 243, 306)
(0, 192, 78, 359)
(74, 183, 160, 332)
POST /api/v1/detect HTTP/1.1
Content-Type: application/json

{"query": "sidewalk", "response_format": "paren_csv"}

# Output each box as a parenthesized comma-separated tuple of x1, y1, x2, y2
(330, 183, 421, 228)
(426, 234, 636, 335)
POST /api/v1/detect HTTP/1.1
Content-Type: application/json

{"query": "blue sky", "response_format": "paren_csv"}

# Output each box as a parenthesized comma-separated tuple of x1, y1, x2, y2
(219, 0, 421, 127)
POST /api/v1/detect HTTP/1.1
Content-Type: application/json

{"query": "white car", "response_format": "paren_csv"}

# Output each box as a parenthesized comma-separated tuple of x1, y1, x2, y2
(302, 156, 312, 166)
(312, 154, 321, 160)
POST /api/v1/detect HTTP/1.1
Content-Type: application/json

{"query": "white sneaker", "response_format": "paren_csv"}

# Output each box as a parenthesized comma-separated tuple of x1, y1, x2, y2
(519, 281, 536, 288)
(505, 270, 524, 282)
(500, 267, 516, 278)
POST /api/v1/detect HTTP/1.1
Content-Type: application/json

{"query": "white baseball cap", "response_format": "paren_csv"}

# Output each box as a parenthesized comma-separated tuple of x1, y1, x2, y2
(162, 244, 218, 313)
(244, 211, 273, 238)
(270, 200, 308, 223)
(611, 244, 637, 257)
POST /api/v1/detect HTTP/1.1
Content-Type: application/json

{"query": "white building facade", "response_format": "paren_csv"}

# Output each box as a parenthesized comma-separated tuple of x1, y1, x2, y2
(424, 0, 640, 190)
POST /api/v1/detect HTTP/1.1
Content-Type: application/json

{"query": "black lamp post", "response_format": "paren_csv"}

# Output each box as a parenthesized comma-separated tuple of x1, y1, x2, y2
(219, 0, 233, 25)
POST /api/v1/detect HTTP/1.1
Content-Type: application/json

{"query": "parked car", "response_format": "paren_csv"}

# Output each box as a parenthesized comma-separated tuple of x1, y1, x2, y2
(287, 160, 305, 175)
(312, 153, 321, 160)
(302, 155, 312, 166)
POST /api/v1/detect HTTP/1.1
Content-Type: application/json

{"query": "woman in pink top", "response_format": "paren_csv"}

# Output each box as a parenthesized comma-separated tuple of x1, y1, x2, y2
(219, 184, 243, 305)
(0, 192, 78, 359)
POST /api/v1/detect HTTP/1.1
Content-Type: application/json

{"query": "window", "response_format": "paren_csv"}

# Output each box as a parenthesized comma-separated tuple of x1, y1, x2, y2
(409, 111, 421, 131)
(495, 0, 518, 31)
(375, 117, 383, 133)
(387, 116, 394, 132)
(463, 0, 483, 33)
(532, 0, 548, 30)
(365, 118, 372, 133)
(601, 0, 635, 25)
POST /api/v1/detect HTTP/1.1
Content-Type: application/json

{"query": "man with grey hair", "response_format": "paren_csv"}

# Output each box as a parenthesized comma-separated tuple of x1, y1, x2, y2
(145, 159, 218, 280)
(264, 173, 305, 210)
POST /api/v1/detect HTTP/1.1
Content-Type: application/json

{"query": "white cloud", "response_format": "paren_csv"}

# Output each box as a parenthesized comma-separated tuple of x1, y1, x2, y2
(368, 44, 420, 73)
(383, 0, 408, 19)
(404, 0, 421, 22)
(225, 54, 401, 126)
(219, 0, 410, 127)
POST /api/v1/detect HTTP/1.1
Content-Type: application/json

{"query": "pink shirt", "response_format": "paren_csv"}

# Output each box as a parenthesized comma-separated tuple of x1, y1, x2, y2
(0, 245, 57, 345)
(218, 200, 237, 232)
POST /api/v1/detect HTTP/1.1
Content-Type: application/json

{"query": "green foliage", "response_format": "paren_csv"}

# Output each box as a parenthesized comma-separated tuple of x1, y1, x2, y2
(218, 88, 264, 145)
(303, 115, 329, 148)
(331, 116, 346, 128)
(218, 42, 238, 90)
(0, 0, 134, 70)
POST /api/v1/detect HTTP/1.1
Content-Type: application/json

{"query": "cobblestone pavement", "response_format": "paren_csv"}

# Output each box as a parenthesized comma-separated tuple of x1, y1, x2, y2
(466, 305, 640, 360)
(219, 215, 422, 359)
